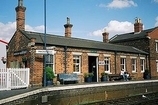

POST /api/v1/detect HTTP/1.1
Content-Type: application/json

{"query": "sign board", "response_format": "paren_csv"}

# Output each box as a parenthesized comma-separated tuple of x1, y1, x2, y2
(36, 50, 54, 55)
(98, 61, 105, 65)
(91, 50, 97, 53)
(14, 50, 27, 56)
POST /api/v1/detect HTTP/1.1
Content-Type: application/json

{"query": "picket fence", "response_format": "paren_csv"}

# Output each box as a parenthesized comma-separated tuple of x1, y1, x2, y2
(0, 68, 30, 91)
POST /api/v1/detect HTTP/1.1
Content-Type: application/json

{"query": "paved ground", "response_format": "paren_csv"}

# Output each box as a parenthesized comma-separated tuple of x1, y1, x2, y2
(0, 87, 41, 99)
(0, 81, 120, 100)
(0, 80, 158, 102)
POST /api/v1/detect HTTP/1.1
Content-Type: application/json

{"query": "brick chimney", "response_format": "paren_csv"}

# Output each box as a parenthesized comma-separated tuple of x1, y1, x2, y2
(102, 29, 109, 43)
(64, 17, 73, 37)
(134, 17, 143, 32)
(15, 0, 26, 30)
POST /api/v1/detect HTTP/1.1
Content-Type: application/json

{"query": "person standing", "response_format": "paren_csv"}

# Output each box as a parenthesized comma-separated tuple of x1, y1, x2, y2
(120, 69, 125, 80)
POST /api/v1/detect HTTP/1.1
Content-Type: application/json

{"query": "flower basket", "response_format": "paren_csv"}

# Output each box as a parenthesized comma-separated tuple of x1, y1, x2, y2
(101, 72, 108, 81)
(84, 72, 94, 82)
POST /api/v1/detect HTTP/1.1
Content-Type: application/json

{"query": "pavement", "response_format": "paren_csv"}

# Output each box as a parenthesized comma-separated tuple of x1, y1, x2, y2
(0, 87, 41, 100)
(1, 80, 158, 102)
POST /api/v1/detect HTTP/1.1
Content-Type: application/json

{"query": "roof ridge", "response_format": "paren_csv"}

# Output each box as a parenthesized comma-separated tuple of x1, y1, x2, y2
(23, 30, 104, 43)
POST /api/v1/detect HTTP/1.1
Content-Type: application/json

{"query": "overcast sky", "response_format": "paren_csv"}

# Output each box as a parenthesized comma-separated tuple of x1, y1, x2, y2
(0, 0, 158, 42)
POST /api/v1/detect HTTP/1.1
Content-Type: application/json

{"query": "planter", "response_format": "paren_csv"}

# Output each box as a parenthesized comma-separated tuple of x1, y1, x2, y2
(101, 76, 108, 82)
(143, 69, 150, 80)
(46, 66, 55, 86)
(46, 80, 53, 86)
(85, 77, 92, 82)
(143, 74, 150, 79)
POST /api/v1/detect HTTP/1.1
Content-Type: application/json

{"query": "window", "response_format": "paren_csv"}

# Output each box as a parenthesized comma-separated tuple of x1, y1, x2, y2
(120, 58, 126, 71)
(131, 58, 137, 72)
(46, 54, 54, 71)
(140, 59, 145, 72)
(10, 61, 20, 68)
(104, 57, 110, 72)
(156, 41, 158, 52)
(73, 55, 81, 73)
(156, 60, 158, 72)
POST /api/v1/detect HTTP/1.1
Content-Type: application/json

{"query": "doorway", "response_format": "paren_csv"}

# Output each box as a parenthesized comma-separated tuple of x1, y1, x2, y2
(88, 56, 97, 82)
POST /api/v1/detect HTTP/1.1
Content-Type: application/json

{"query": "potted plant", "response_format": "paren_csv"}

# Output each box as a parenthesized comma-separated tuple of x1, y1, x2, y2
(143, 68, 150, 79)
(46, 66, 55, 86)
(22, 56, 27, 62)
(101, 72, 109, 81)
(84, 72, 94, 82)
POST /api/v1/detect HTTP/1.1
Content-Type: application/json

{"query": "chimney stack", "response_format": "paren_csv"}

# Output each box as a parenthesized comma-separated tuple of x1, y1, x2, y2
(15, 0, 26, 30)
(102, 29, 109, 43)
(134, 17, 143, 32)
(64, 17, 73, 37)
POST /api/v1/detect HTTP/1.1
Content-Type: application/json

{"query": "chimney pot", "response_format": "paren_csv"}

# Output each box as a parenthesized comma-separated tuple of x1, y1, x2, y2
(64, 17, 73, 37)
(102, 29, 109, 43)
(134, 17, 143, 32)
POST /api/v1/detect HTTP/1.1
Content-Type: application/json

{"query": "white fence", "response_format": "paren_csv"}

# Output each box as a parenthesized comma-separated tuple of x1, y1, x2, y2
(0, 68, 30, 91)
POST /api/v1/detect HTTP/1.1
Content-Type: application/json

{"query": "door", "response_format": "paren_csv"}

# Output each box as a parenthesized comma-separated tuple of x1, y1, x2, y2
(88, 56, 97, 82)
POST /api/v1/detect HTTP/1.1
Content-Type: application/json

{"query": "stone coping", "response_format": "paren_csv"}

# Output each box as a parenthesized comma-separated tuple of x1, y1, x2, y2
(0, 80, 158, 104)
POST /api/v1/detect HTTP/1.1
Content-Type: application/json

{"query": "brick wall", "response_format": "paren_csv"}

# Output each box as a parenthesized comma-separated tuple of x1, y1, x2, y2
(7, 30, 148, 86)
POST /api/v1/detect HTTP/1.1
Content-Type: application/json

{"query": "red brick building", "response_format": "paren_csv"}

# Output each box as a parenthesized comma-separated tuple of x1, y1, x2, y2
(110, 18, 158, 79)
(7, 0, 148, 86)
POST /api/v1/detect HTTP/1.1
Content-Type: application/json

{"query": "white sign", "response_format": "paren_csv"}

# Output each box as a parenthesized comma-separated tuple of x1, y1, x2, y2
(36, 50, 54, 55)
(46, 46, 55, 50)
(98, 61, 105, 65)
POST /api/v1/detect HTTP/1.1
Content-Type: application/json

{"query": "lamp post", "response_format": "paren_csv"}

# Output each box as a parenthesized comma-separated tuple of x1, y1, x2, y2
(43, 0, 47, 87)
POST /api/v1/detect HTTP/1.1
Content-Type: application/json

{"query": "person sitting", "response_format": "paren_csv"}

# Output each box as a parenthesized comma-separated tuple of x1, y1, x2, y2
(124, 71, 130, 81)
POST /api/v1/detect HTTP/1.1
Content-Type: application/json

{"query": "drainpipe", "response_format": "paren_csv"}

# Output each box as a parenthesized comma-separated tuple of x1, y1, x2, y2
(145, 55, 148, 68)
(148, 39, 151, 78)
(114, 51, 117, 74)
(64, 46, 67, 73)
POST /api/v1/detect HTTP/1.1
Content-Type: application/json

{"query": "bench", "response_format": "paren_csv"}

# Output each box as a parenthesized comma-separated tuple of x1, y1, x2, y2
(58, 73, 80, 84)
(108, 74, 122, 81)
(108, 74, 133, 81)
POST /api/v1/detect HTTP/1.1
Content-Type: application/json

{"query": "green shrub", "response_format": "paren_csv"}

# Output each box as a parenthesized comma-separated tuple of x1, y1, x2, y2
(84, 72, 94, 78)
(46, 66, 55, 80)
(101, 72, 108, 77)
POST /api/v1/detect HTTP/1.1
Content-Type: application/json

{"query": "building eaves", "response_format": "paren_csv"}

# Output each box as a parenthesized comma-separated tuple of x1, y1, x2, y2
(20, 30, 148, 55)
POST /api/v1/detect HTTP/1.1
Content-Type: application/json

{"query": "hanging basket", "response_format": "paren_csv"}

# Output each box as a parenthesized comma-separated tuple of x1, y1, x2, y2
(1, 57, 6, 64)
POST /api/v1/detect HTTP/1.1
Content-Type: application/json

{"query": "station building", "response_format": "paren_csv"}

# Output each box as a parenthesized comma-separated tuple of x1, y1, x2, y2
(7, 0, 148, 86)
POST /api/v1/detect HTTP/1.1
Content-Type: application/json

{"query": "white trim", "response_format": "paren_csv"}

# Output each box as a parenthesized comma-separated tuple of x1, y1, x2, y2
(155, 40, 158, 42)
(140, 57, 145, 59)
(120, 56, 126, 58)
(73, 55, 81, 73)
(87, 53, 99, 56)
(156, 60, 158, 72)
(96, 57, 99, 82)
(131, 58, 137, 72)
(104, 57, 111, 73)
(130, 56, 137, 59)
(156, 42, 158, 52)
(72, 52, 82, 55)
(104, 54, 111, 57)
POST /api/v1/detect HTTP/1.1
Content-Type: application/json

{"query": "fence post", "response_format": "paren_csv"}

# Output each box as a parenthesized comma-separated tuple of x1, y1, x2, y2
(7, 68, 11, 90)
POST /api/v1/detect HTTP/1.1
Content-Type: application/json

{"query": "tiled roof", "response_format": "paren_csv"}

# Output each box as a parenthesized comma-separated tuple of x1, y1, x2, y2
(109, 27, 157, 43)
(20, 30, 148, 54)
